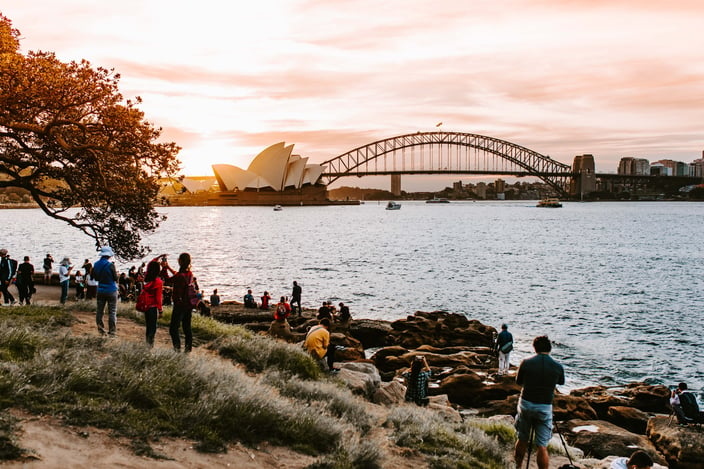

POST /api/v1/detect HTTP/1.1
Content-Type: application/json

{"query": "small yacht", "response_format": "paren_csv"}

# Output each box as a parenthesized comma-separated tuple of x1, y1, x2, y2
(385, 201, 401, 210)
(536, 198, 562, 208)
(273, 204, 283, 211)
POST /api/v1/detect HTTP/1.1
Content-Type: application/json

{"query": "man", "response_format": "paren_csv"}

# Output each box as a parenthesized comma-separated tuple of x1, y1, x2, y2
(514, 335, 565, 469)
(93, 246, 118, 336)
(610, 450, 653, 469)
(291, 280, 302, 316)
(495, 323, 514, 376)
(670, 382, 703, 424)
(58, 257, 73, 304)
(43, 253, 54, 284)
(243, 289, 256, 308)
(16, 256, 35, 305)
(210, 289, 221, 307)
(304, 318, 331, 372)
(317, 301, 331, 321)
(0, 249, 18, 305)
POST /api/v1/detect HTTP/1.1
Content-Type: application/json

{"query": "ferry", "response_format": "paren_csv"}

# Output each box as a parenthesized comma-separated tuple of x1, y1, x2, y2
(385, 201, 401, 210)
(273, 205, 283, 211)
(536, 198, 562, 208)
(426, 197, 450, 204)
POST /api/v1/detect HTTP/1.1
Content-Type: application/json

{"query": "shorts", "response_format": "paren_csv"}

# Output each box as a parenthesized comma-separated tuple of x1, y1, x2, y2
(515, 398, 553, 447)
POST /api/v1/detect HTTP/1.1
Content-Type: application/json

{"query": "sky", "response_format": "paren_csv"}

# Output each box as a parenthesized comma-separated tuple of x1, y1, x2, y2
(3, 0, 704, 190)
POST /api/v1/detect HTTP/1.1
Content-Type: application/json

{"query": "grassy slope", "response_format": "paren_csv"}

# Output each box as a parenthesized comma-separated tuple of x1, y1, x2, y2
(0, 303, 512, 468)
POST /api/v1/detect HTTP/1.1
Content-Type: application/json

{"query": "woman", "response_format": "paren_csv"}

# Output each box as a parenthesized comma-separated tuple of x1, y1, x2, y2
(260, 291, 271, 310)
(274, 296, 291, 322)
(141, 260, 163, 347)
(58, 257, 73, 304)
(403, 355, 432, 406)
(170, 253, 195, 353)
(74, 269, 85, 299)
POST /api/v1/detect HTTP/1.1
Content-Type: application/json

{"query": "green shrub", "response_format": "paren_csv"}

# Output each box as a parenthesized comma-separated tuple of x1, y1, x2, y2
(0, 411, 25, 461)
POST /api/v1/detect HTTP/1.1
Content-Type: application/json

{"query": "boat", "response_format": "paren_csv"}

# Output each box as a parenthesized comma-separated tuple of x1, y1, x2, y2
(426, 197, 450, 204)
(536, 198, 562, 208)
(385, 201, 401, 210)
(273, 205, 283, 211)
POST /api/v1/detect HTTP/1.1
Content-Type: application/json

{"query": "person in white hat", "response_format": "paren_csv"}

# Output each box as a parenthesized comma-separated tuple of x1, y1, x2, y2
(93, 246, 118, 336)
(58, 257, 73, 304)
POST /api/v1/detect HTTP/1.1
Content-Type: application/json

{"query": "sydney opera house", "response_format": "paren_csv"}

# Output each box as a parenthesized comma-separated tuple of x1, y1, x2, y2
(207, 142, 347, 205)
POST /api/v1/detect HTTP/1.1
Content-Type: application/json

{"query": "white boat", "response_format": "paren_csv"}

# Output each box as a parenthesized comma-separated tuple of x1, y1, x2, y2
(273, 205, 283, 211)
(385, 201, 401, 210)
(426, 197, 450, 204)
(537, 198, 562, 208)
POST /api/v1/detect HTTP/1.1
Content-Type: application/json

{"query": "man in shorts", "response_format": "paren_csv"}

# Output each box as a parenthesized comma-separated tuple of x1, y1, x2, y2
(514, 335, 565, 469)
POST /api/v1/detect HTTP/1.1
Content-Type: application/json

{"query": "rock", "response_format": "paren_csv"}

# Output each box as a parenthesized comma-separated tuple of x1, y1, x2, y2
(553, 394, 598, 421)
(336, 362, 382, 398)
(562, 419, 665, 463)
(373, 380, 406, 406)
(427, 394, 462, 423)
(647, 415, 704, 469)
(436, 372, 521, 408)
(570, 386, 630, 419)
(350, 319, 393, 348)
(619, 383, 670, 413)
(330, 333, 365, 362)
(607, 406, 650, 435)
(267, 320, 293, 341)
(386, 311, 495, 349)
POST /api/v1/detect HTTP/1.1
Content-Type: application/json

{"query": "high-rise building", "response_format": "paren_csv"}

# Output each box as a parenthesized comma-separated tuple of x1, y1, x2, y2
(617, 157, 650, 175)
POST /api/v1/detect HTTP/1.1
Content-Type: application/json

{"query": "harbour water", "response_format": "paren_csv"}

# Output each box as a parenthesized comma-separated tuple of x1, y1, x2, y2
(3, 201, 703, 393)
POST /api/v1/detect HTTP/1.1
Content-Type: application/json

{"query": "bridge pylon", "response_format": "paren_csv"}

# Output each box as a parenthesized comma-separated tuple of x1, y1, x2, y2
(390, 174, 401, 196)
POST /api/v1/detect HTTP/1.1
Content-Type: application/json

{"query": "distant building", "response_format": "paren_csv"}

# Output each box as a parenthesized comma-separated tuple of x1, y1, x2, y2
(690, 158, 704, 178)
(494, 178, 506, 194)
(618, 157, 650, 175)
(653, 159, 688, 177)
(475, 182, 487, 199)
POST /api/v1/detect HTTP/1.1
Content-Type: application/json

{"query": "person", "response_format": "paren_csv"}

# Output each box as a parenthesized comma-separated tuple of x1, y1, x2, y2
(157, 255, 176, 306)
(210, 289, 221, 307)
(141, 260, 163, 347)
(610, 450, 654, 469)
(304, 318, 331, 372)
(82, 259, 96, 300)
(93, 246, 119, 337)
(514, 335, 565, 469)
(0, 249, 18, 305)
(43, 253, 54, 284)
(274, 296, 291, 322)
(260, 291, 271, 310)
(338, 302, 351, 323)
(244, 289, 257, 308)
(291, 280, 302, 316)
(58, 257, 73, 304)
(317, 301, 331, 321)
(670, 382, 704, 424)
(496, 323, 514, 376)
(74, 269, 85, 300)
(16, 256, 35, 305)
(403, 355, 432, 406)
(170, 252, 195, 353)
(118, 272, 130, 302)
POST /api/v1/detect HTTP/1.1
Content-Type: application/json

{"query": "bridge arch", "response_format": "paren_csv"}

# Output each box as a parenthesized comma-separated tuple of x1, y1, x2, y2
(321, 132, 573, 197)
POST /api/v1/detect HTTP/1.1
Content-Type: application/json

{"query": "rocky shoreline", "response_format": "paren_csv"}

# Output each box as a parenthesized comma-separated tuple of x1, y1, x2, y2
(214, 304, 703, 469)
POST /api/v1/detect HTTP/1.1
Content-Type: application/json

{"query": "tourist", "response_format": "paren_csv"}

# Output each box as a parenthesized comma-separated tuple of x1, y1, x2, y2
(82, 259, 96, 300)
(74, 269, 85, 299)
(338, 302, 351, 323)
(260, 290, 271, 310)
(291, 280, 302, 316)
(514, 335, 565, 469)
(495, 323, 514, 376)
(16, 256, 35, 305)
(244, 289, 257, 308)
(403, 355, 432, 406)
(210, 289, 221, 307)
(304, 318, 331, 372)
(670, 382, 703, 424)
(157, 255, 176, 306)
(170, 252, 195, 353)
(610, 450, 653, 469)
(93, 246, 119, 337)
(118, 272, 130, 302)
(58, 257, 73, 304)
(42, 253, 54, 284)
(141, 260, 163, 347)
(0, 249, 18, 305)
(317, 301, 331, 320)
(274, 296, 291, 322)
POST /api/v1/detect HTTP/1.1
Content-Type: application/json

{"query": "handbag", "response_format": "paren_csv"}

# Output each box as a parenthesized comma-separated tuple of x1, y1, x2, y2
(500, 341, 513, 354)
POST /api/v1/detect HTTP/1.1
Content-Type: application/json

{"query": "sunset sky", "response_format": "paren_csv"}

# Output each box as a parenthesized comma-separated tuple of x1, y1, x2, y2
(3, 1, 704, 190)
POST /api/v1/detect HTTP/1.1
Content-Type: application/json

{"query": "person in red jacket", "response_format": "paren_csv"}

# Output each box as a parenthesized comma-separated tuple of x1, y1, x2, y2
(142, 260, 163, 347)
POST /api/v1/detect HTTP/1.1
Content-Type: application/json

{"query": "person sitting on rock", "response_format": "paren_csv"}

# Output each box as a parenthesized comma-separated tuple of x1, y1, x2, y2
(260, 291, 271, 310)
(402, 355, 431, 406)
(274, 296, 291, 322)
(243, 289, 257, 308)
(670, 382, 704, 424)
(317, 301, 331, 320)
(610, 450, 653, 469)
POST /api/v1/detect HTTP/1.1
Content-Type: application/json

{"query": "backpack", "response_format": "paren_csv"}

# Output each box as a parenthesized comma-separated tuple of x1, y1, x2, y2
(135, 289, 149, 313)
(275, 303, 288, 320)
(679, 392, 702, 422)
(186, 275, 199, 309)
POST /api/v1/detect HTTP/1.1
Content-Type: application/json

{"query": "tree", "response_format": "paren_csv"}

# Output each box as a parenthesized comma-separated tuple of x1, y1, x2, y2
(0, 13, 180, 260)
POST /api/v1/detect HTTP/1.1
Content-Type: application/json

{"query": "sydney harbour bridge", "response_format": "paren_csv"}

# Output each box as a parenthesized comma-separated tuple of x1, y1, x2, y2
(319, 132, 697, 199)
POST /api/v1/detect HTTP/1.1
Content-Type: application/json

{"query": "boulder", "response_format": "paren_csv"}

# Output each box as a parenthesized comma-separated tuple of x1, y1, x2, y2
(562, 419, 665, 463)
(553, 394, 598, 421)
(571, 386, 630, 419)
(336, 362, 382, 398)
(330, 333, 365, 362)
(427, 394, 462, 423)
(350, 319, 393, 348)
(371, 346, 409, 372)
(647, 415, 704, 469)
(619, 383, 670, 413)
(373, 380, 406, 406)
(435, 372, 521, 408)
(267, 320, 294, 341)
(607, 406, 650, 435)
(386, 311, 495, 349)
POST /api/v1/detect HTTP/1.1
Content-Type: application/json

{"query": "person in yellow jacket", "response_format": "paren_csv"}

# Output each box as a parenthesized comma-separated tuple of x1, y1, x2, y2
(304, 318, 331, 371)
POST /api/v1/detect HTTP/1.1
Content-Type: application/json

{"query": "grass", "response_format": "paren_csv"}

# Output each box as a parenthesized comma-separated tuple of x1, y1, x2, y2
(0, 304, 514, 468)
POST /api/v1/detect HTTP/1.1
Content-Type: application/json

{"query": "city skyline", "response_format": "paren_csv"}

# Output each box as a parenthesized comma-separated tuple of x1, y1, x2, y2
(4, 1, 704, 190)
